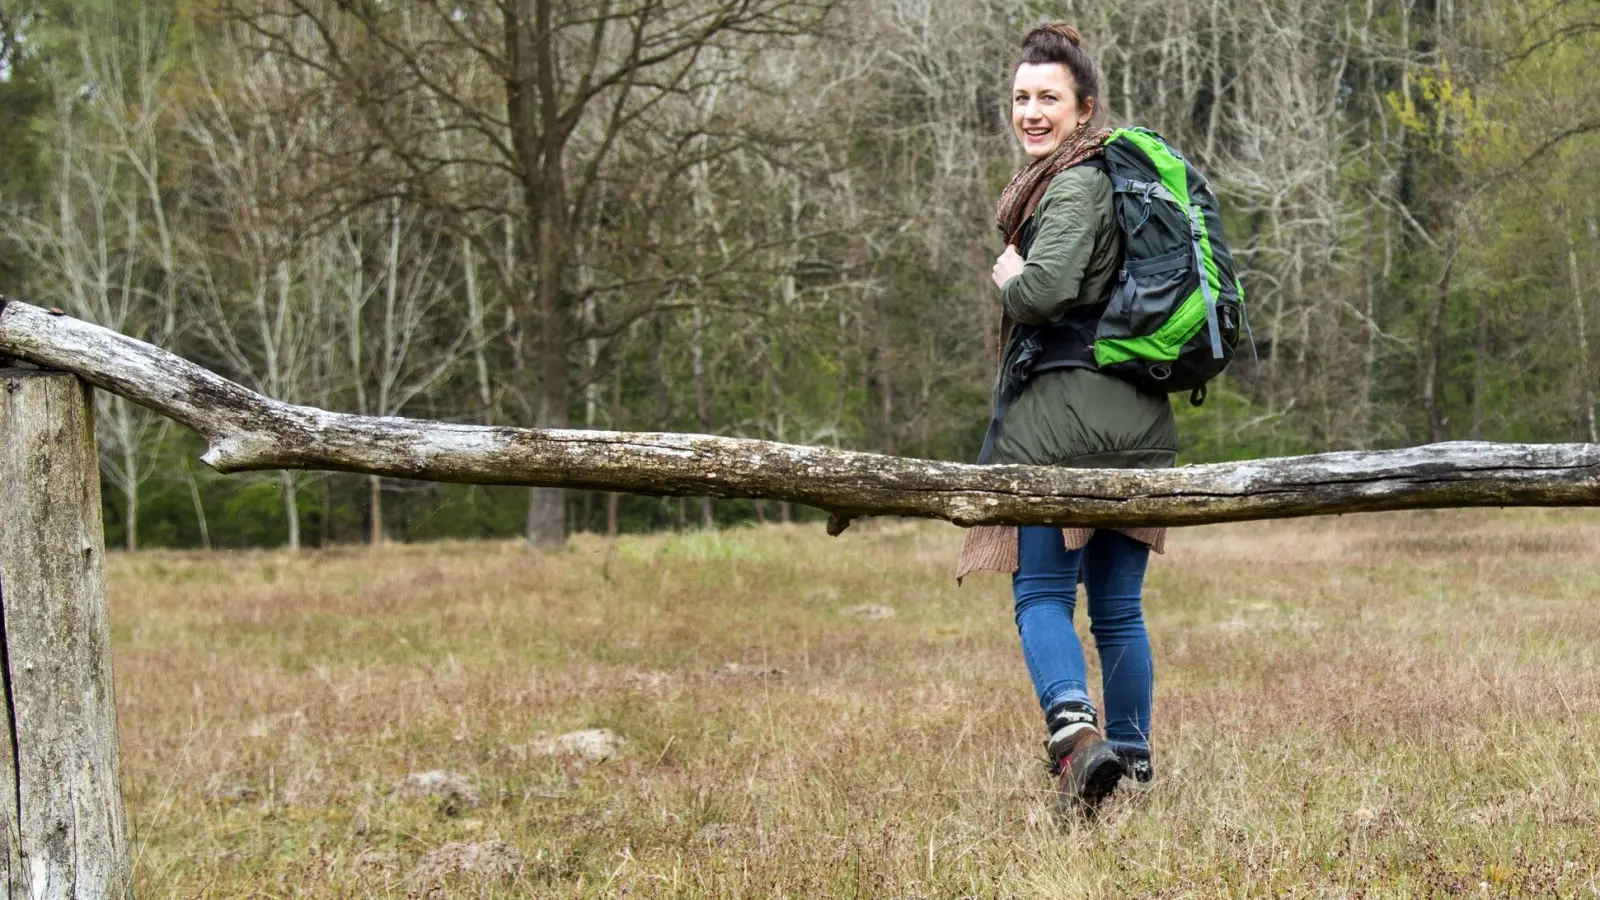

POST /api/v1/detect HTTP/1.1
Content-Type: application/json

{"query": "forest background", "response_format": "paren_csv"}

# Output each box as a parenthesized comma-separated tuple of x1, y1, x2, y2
(0, 0, 1596, 551)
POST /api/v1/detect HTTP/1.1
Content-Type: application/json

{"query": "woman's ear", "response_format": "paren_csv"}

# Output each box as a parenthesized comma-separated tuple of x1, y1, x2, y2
(1078, 96, 1095, 127)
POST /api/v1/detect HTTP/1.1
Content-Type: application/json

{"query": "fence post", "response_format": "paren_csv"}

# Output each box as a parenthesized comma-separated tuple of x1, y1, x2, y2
(0, 370, 130, 899)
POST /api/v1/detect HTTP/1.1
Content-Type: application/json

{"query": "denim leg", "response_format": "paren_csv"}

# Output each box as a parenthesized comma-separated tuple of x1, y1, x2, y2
(1012, 526, 1093, 713)
(1081, 530, 1154, 753)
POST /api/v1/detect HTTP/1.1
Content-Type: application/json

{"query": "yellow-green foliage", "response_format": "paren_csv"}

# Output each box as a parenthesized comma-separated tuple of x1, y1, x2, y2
(113, 513, 1600, 897)
(1387, 61, 1494, 162)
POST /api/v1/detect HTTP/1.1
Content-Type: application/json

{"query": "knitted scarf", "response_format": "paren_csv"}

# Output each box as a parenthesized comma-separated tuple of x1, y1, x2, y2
(994, 123, 1112, 246)
(983, 123, 1114, 425)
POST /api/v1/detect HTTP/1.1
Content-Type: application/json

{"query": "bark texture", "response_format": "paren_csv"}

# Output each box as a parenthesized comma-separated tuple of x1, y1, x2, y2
(6, 299, 1600, 532)
(0, 369, 130, 899)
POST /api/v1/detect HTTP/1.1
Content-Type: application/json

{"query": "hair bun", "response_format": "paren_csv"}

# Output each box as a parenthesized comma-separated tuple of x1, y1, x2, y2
(1024, 21, 1083, 50)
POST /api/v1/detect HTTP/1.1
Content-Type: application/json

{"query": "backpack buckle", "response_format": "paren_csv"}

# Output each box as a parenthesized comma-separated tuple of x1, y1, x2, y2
(1008, 336, 1044, 388)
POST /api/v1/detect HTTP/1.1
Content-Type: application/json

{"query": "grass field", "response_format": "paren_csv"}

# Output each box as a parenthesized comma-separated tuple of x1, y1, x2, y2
(111, 510, 1600, 898)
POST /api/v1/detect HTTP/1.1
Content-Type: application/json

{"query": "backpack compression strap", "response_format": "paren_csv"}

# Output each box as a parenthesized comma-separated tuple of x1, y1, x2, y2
(1188, 205, 1224, 359)
(1105, 130, 1226, 361)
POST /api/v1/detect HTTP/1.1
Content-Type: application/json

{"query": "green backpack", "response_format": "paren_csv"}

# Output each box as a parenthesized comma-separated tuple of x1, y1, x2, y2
(974, 129, 1250, 464)
(1090, 127, 1248, 405)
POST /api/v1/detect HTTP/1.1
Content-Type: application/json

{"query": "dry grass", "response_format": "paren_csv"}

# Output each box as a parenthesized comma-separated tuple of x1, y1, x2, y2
(111, 510, 1600, 898)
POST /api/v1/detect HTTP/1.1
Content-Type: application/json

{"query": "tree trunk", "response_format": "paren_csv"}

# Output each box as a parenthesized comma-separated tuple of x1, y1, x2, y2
(320, 476, 334, 548)
(692, 304, 714, 529)
(105, 401, 142, 554)
(1358, 143, 1380, 445)
(526, 487, 564, 546)
(1471, 291, 1488, 441)
(185, 462, 212, 551)
(0, 370, 132, 898)
(1420, 253, 1454, 443)
(1567, 233, 1597, 442)
(368, 474, 383, 545)
(524, 254, 571, 545)
(508, 0, 575, 549)
(281, 470, 300, 551)
(875, 319, 895, 456)
(1203, 0, 1223, 161)
(581, 294, 600, 534)
(651, 317, 670, 426)
(462, 240, 494, 424)
(121, 443, 137, 554)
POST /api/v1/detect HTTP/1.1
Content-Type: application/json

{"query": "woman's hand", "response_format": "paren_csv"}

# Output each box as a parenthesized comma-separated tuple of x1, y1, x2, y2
(991, 245, 1025, 289)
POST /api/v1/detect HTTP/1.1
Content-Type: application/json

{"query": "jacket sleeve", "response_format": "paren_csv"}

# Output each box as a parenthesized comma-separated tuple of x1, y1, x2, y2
(1000, 167, 1113, 325)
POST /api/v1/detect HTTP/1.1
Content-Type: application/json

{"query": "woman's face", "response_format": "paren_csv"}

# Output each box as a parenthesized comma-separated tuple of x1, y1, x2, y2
(1012, 62, 1093, 159)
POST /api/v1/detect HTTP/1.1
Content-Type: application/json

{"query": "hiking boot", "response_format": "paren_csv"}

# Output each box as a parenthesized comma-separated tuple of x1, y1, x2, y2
(1043, 702, 1125, 811)
(1116, 747, 1154, 784)
(1053, 730, 1125, 810)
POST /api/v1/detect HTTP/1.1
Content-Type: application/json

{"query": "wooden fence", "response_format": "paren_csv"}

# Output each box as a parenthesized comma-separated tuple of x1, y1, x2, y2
(0, 371, 127, 898)
(5, 295, 1600, 895)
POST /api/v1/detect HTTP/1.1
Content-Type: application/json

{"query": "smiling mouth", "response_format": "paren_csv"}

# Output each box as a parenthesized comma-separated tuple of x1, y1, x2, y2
(1024, 127, 1052, 139)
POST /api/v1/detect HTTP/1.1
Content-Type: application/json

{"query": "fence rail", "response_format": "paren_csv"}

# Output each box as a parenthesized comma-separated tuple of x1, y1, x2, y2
(5, 297, 1600, 536)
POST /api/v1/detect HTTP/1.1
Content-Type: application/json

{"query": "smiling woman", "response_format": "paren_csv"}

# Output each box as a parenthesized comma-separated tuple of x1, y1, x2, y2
(1010, 27, 1100, 160)
(960, 22, 1179, 816)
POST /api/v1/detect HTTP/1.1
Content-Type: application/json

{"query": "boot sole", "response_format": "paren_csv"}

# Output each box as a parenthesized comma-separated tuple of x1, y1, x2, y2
(1078, 753, 1125, 808)
(1055, 745, 1126, 816)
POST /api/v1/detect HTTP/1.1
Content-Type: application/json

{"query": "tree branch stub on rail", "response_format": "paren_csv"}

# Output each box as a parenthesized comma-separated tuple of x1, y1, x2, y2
(4, 297, 1600, 529)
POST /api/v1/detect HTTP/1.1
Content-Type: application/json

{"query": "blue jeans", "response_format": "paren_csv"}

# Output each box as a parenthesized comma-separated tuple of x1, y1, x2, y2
(1012, 526, 1153, 754)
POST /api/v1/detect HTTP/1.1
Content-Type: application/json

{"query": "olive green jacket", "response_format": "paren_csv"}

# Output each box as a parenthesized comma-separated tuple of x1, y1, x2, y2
(988, 165, 1178, 469)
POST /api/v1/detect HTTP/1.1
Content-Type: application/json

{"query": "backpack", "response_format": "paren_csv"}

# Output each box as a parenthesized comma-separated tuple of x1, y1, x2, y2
(1091, 127, 1247, 406)
(974, 128, 1249, 464)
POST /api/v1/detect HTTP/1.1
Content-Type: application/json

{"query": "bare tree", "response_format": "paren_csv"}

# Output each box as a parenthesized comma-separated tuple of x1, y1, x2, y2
(5, 12, 180, 550)
(226, 0, 836, 546)
(335, 199, 471, 543)
(182, 24, 346, 549)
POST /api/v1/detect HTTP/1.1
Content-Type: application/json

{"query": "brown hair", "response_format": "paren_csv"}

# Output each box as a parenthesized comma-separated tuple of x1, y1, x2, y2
(1017, 23, 1101, 126)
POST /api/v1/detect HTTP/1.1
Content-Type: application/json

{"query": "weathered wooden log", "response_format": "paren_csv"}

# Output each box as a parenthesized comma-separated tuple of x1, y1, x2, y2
(0, 369, 130, 899)
(5, 296, 1600, 530)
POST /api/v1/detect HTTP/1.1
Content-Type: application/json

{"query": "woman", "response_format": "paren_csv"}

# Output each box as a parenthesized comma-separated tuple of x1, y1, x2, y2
(957, 22, 1178, 810)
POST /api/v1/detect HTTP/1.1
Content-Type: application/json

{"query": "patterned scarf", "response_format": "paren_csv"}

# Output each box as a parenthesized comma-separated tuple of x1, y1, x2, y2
(994, 123, 1112, 246)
